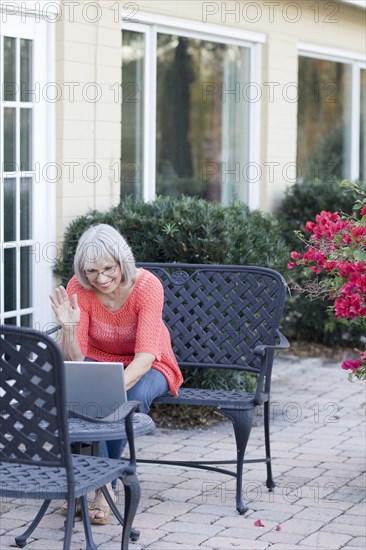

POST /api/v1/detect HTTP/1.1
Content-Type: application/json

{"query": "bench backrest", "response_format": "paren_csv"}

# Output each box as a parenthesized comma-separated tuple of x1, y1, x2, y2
(139, 263, 287, 373)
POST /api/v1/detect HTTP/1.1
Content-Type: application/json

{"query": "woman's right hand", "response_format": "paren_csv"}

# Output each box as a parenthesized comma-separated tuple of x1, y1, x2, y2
(49, 286, 80, 327)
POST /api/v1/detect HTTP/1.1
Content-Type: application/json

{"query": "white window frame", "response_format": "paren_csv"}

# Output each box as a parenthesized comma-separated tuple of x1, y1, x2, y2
(0, 4, 56, 329)
(298, 42, 366, 182)
(122, 12, 265, 208)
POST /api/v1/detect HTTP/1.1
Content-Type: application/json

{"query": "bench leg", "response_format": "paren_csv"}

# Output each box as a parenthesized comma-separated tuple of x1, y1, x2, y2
(264, 400, 276, 491)
(221, 407, 254, 515)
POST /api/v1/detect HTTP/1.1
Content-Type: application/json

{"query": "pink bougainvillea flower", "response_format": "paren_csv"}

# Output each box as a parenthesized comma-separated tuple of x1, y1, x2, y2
(352, 226, 366, 241)
(286, 181, 366, 383)
(353, 274, 366, 294)
(254, 519, 265, 527)
(275, 524, 282, 531)
(334, 293, 363, 319)
(325, 261, 337, 272)
(341, 359, 362, 371)
(306, 212, 352, 241)
(305, 220, 317, 233)
(303, 249, 326, 264)
(338, 261, 365, 278)
(315, 211, 340, 225)
(342, 233, 353, 245)
(339, 281, 356, 295)
(309, 265, 324, 274)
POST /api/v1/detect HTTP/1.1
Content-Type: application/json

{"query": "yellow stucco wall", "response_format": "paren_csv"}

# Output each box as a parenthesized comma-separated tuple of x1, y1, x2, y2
(56, 2, 122, 239)
(133, 0, 365, 210)
(55, 0, 365, 236)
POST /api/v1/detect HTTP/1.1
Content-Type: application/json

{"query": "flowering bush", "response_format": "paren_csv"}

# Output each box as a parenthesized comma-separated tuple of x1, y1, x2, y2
(288, 181, 366, 382)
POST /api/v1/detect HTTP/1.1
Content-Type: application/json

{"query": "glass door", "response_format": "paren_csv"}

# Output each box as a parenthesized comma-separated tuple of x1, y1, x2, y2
(1, 10, 55, 330)
(1, 35, 34, 327)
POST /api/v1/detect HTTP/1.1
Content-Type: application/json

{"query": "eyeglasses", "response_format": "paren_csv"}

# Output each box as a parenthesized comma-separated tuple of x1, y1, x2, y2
(84, 265, 118, 279)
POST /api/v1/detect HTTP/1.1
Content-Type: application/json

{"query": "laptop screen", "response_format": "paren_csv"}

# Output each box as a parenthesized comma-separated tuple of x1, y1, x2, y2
(63, 361, 127, 419)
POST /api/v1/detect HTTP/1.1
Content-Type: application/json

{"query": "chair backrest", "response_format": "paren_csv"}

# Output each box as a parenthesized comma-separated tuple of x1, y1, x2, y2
(139, 263, 287, 373)
(0, 325, 73, 472)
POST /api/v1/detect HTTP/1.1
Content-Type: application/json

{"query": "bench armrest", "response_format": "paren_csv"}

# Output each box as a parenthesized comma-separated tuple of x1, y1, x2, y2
(253, 329, 290, 357)
(253, 330, 289, 405)
(45, 324, 62, 335)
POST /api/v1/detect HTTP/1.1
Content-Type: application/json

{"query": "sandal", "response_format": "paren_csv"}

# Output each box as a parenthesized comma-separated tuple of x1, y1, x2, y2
(88, 486, 115, 525)
(88, 502, 111, 525)
(60, 498, 82, 516)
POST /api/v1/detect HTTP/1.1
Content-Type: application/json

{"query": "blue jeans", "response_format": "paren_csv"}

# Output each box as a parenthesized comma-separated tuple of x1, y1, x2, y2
(99, 367, 168, 467)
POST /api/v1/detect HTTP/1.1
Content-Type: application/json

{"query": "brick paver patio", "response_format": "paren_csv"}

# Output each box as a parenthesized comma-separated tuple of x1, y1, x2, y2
(1, 351, 365, 549)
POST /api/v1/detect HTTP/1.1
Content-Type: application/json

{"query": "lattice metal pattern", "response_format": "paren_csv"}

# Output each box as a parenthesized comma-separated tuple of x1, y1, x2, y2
(0, 455, 127, 499)
(0, 326, 69, 467)
(154, 387, 265, 408)
(68, 412, 156, 441)
(140, 263, 286, 372)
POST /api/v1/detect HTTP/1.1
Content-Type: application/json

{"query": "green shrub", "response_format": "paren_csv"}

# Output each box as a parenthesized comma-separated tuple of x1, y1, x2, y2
(277, 179, 365, 346)
(56, 195, 289, 395)
(56, 194, 289, 282)
(277, 178, 365, 250)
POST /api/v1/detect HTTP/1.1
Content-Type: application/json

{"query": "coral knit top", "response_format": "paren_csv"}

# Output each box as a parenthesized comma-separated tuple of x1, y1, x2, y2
(66, 268, 183, 396)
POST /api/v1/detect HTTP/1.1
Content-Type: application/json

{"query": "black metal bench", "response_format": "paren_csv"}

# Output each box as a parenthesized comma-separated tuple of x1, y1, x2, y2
(137, 263, 289, 514)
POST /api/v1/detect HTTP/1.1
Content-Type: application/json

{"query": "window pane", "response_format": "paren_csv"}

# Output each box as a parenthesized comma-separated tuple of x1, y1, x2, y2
(20, 109, 32, 170)
(360, 69, 365, 182)
(4, 178, 16, 242)
(4, 248, 16, 312)
(21, 246, 32, 309)
(122, 30, 144, 198)
(4, 36, 16, 101)
(297, 56, 352, 182)
(156, 35, 249, 202)
(20, 314, 33, 328)
(4, 317, 17, 326)
(4, 108, 16, 172)
(20, 39, 33, 102)
(20, 177, 32, 240)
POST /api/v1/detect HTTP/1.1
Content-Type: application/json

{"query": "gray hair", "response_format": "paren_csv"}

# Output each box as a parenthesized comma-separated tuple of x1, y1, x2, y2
(74, 224, 137, 289)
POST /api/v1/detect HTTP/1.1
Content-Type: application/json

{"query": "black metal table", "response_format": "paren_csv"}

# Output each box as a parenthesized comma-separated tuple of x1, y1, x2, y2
(68, 412, 155, 541)
(68, 412, 155, 449)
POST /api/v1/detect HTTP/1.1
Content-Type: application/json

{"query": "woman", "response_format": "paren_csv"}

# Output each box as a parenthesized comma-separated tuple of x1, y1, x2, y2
(50, 223, 183, 524)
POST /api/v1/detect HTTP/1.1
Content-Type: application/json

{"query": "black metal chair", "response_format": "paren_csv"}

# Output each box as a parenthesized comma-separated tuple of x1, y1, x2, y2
(20, 325, 155, 543)
(0, 325, 140, 550)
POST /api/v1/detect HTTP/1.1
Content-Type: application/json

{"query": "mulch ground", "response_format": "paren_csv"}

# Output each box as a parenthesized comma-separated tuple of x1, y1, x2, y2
(149, 403, 224, 430)
(282, 341, 360, 361)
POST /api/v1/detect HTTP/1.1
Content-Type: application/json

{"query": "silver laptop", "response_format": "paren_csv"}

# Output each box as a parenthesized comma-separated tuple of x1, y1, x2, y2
(64, 361, 127, 419)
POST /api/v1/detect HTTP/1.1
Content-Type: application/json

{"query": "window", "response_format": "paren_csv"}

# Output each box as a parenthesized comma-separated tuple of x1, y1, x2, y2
(122, 30, 145, 199)
(297, 48, 365, 183)
(121, 16, 263, 206)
